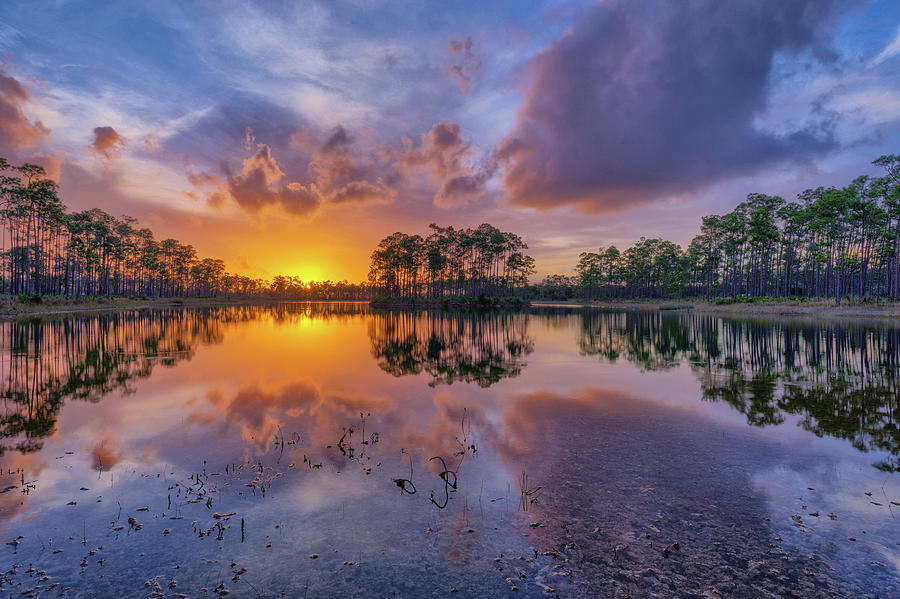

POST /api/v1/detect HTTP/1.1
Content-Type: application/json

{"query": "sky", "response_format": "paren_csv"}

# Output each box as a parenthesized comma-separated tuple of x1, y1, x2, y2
(1, 0, 900, 281)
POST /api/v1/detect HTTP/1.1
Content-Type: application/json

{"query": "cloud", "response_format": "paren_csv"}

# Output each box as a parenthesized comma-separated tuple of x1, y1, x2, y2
(435, 172, 491, 208)
(308, 125, 370, 190)
(28, 150, 64, 182)
(300, 125, 399, 206)
(142, 132, 162, 155)
(186, 170, 218, 187)
(495, 0, 842, 213)
(399, 121, 493, 207)
(405, 121, 469, 177)
(327, 179, 394, 205)
(0, 70, 49, 154)
(871, 27, 900, 66)
(241, 142, 284, 183)
(446, 36, 481, 93)
(221, 142, 322, 217)
(90, 125, 126, 161)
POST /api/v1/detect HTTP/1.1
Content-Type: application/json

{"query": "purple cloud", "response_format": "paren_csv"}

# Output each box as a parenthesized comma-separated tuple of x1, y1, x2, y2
(496, 0, 842, 212)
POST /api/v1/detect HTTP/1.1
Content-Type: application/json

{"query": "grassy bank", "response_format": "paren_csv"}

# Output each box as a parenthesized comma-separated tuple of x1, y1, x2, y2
(0, 295, 261, 319)
(531, 297, 900, 318)
(5, 294, 899, 320)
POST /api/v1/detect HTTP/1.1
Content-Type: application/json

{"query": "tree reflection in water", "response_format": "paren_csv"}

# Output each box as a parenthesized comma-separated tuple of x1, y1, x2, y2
(2, 304, 898, 473)
(567, 308, 900, 471)
(0, 303, 367, 455)
(367, 310, 533, 387)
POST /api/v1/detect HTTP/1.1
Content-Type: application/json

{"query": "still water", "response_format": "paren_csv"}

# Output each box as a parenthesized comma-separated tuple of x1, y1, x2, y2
(0, 303, 898, 598)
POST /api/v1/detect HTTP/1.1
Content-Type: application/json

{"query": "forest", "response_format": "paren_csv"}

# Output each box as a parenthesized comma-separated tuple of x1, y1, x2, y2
(536, 155, 900, 304)
(5, 154, 900, 305)
(0, 158, 368, 300)
(367, 223, 535, 299)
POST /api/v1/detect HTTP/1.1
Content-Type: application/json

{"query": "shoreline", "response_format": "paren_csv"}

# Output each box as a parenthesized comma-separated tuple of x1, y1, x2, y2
(531, 299, 900, 319)
(369, 296, 529, 310)
(0, 296, 278, 319)
(2, 295, 899, 320)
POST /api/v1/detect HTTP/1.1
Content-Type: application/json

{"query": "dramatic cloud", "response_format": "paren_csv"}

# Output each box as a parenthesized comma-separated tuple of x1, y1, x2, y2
(496, 0, 842, 212)
(90, 125, 126, 161)
(435, 172, 491, 207)
(302, 125, 399, 206)
(308, 125, 371, 190)
(1, 0, 893, 282)
(399, 122, 493, 207)
(241, 143, 284, 184)
(222, 143, 321, 217)
(0, 71, 49, 154)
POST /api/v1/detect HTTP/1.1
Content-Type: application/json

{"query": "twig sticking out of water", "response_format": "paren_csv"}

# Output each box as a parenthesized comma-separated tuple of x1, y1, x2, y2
(429, 456, 457, 509)
(519, 471, 542, 512)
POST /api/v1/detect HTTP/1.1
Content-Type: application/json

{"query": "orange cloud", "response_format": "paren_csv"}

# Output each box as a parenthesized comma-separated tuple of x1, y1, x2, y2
(186, 171, 218, 187)
(206, 143, 322, 218)
(294, 125, 399, 206)
(90, 126, 126, 161)
(241, 143, 284, 183)
(29, 150, 64, 182)
(0, 71, 50, 153)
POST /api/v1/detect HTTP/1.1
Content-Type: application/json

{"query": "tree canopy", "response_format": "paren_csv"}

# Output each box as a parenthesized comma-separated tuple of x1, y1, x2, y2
(541, 155, 900, 304)
(368, 223, 535, 298)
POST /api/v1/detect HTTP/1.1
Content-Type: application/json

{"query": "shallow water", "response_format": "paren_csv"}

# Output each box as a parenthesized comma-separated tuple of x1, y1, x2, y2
(0, 303, 898, 598)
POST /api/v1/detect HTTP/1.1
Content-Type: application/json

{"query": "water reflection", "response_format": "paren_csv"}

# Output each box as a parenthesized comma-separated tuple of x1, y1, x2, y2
(492, 387, 868, 597)
(368, 311, 533, 387)
(569, 309, 900, 471)
(0, 303, 370, 457)
(0, 304, 898, 597)
(2, 306, 898, 473)
(0, 310, 223, 454)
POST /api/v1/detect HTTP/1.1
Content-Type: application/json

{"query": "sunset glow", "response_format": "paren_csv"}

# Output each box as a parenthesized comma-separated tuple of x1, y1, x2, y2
(4, 4, 900, 595)
(1, 1, 898, 282)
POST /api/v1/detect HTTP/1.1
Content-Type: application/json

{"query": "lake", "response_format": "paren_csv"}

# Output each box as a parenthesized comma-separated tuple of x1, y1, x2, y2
(0, 303, 898, 598)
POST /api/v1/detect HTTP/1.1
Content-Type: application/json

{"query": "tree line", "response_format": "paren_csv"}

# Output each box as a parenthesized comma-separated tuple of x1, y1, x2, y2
(0, 158, 369, 299)
(368, 223, 535, 298)
(538, 155, 900, 304)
